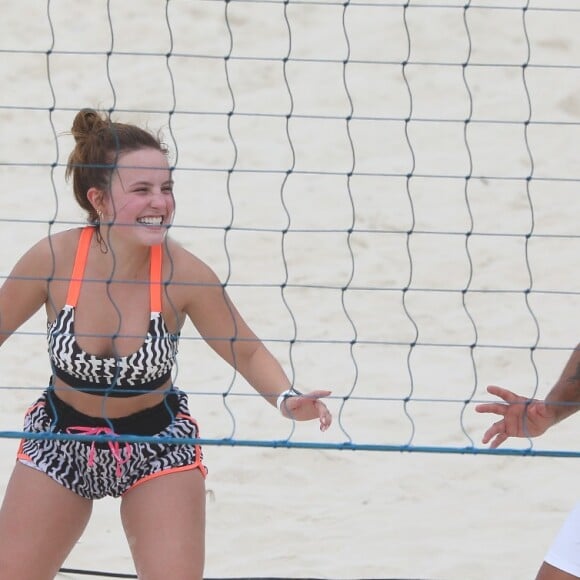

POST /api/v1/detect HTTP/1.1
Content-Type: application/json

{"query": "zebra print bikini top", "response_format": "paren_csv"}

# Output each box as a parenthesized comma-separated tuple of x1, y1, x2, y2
(47, 227, 180, 397)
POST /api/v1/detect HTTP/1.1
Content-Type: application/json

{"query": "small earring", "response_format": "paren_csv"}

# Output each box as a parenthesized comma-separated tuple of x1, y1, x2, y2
(97, 209, 103, 222)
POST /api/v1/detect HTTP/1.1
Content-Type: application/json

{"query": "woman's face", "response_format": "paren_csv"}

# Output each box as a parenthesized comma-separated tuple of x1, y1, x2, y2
(104, 147, 175, 245)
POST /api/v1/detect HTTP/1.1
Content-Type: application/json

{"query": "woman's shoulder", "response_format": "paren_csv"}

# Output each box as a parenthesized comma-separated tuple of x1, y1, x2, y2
(21, 228, 82, 263)
(163, 237, 219, 283)
(9, 228, 82, 278)
(43, 227, 84, 249)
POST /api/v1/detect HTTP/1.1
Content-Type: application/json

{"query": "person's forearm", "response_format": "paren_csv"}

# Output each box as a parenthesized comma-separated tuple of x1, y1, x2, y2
(238, 343, 292, 406)
(545, 343, 580, 423)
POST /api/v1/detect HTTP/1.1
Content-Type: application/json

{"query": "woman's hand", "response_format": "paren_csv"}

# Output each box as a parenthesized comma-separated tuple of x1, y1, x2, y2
(475, 385, 557, 448)
(279, 389, 332, 432)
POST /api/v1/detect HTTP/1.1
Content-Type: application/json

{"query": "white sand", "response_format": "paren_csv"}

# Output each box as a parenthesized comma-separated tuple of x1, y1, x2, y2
(1, 1, 580, 579)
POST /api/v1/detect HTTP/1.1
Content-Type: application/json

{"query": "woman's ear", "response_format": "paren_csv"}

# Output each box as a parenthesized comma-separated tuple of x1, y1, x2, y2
(87, 187, 105, 214)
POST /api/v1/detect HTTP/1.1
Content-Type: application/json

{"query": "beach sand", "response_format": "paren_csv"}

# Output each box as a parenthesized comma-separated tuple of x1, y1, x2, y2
(1, 1, 579, 579)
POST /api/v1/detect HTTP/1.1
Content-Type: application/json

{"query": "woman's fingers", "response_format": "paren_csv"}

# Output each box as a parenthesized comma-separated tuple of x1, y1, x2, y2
(485, 385, 525, 404)
(306, 389, 332, 401)
(481, 420, 505, 445)
(475, 402, 507, 415)
(316, 399, 332, 431)
(489, 432, 509, 449)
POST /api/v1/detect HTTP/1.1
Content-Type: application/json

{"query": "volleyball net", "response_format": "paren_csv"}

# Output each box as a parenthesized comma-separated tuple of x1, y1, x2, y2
(1, 0, 579, 459)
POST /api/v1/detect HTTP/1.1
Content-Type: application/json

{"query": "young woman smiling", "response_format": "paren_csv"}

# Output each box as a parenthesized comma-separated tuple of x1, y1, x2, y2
(0, 109, 332, 580)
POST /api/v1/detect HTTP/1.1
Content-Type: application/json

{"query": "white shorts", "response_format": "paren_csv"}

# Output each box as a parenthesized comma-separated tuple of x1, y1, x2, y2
(544, 501, 580, 576)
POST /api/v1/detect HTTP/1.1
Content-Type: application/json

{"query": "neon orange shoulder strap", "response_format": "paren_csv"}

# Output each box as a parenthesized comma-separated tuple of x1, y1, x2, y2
(66, 228, 163, 312)
(150, 245, 163, 313)
(65, 227, 94, 307)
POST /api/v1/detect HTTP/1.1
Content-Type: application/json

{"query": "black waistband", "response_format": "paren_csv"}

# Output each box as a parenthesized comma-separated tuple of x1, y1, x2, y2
(45, 388, 180, 436)
(52, 367, 172, 398)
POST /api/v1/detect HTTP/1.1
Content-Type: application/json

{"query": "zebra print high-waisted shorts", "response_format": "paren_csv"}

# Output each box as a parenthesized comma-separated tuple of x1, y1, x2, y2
(17, 387, 207, 499)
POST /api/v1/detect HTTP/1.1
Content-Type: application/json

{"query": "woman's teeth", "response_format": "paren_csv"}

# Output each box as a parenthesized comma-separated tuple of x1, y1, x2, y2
(138, 217, 163, 225)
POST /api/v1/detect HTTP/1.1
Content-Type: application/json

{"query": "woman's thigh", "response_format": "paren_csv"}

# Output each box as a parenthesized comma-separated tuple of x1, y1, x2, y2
(0, 462, 93, 580)
(120, 468, 206, 580)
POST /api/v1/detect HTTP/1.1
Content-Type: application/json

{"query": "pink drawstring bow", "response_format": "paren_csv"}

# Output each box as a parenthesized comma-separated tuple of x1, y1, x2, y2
(66, 426, 132, 478)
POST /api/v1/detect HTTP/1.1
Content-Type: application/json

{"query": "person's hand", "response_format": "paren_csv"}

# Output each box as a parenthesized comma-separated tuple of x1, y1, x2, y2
(475, 385, 557, 448)
(279, 389, 332, 432)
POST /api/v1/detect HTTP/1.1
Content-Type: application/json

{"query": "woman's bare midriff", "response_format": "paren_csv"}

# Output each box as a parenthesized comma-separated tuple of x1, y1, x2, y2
(51, 376, 172, 418)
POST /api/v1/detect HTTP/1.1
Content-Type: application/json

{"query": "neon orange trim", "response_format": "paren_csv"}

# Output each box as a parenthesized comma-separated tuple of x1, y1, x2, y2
(123, 411, 208, 494)
(16, 439, 29, 460)
(149, 245, 162, 313)
(23, 402, 45, 415)
(66, 227, 94, 307)
(16, 451, 32, 462)
(16, 400, 47, 460)
(123, 461, 208, 496)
